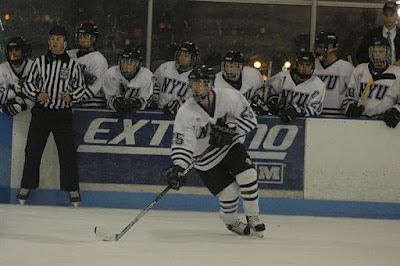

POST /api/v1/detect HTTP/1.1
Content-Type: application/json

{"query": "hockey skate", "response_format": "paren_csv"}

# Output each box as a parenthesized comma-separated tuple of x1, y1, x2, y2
(246, 216, 265, 238)
(226, 219, 250, 236)
(68, 191, 81, 207)
(17, 188, 30, 206)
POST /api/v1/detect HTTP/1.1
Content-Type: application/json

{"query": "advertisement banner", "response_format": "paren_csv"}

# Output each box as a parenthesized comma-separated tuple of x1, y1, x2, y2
(74, 109, 305, 190)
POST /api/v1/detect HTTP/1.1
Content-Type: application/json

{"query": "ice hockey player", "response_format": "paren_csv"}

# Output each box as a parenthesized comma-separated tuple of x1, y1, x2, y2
(313, 31, 355, 116)
(148, 42, 199, 115)
(343, 36, 400, 128)
(67, 22, 108, 107)
(166, 65, 266, 237)
(103, 47, 154, 114)
(266, 49, 326, 122)
(214, 51, 266, 115)
(0, 36, 33, 115)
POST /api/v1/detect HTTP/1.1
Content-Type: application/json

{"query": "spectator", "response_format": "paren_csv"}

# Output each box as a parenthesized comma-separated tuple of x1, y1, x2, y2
(167, 65, 265, 237)
(266, 49, 326, 122)
(356, 1, 400, 66)
(17, 25, 86, 207)
(67, 22, 108, 107)
(0, 36, 33, 116)
(313, 31, 355, 116)
(147, 41, 199, 115)
(103, 47, 154, 114)
(214, 51, 266, 115)
(343, 36, 400, 128)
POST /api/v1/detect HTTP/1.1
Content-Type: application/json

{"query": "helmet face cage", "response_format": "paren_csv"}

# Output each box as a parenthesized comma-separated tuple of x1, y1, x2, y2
(119, 48, 142, 79)
(222, 61, 243, 80)
(174, 42, 199, 69)
(369, 45, 390, 68)
(76, 23, 99, 49)
(189, 78, 214, 103)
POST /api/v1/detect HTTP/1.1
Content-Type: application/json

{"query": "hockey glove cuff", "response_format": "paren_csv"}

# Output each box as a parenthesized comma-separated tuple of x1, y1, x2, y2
(163, 99, 183, 115)
(344, 102, 365, 118)
(279, 103, 306, 122)
(2, 96, 28, 116)
(209, 120, 237, 148)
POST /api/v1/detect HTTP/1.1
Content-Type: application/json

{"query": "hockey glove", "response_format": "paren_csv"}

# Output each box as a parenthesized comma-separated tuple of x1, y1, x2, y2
(129, 97, 145, 113)
(383, 104, 400, 128)
(2, 96, 28, 116)
(209, 119, 237, 148)
(112, 96, 134, 114)
(279, 103, 306, 122)
(250, 94, 268, 115)
(266, 94, 281, 115)
(147, 94, 159, 109)
(166, 165, 185, 190)
(344, 102, 365, 118)
(163, 99, 183, 115)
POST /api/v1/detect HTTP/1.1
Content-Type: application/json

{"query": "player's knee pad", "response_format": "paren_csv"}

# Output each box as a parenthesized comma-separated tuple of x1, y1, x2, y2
(218, 182, 240, 224)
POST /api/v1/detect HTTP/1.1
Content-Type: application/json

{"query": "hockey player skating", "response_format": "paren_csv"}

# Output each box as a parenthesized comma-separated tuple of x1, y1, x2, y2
(148, 42, 199, 115)
(266, 49, 326, 122)
(67, 22, 108, 107)
(343, 36, 400, 128)
(103, 47, 154, 114)
(214, 51, 266, 114)
(313, 31, 355, 116)
(166, 65, 265, 237)
(0, 36, 33, 115)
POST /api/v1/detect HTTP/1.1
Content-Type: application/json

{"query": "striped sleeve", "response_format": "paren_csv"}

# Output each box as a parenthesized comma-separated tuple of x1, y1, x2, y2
(69, 61, 86, 103)
(23, 57, 42, 101)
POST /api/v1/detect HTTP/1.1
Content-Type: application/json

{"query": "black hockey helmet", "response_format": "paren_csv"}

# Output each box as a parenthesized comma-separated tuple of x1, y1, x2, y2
(76, 22, 99, 49)
(222, 51, 244, 80)
(119, 47, 142, 80)
(174, 41, 199, 71)
(295, 49, 315, 79)
(188, 65, 215, 104)
(5, 36, 32, 64)
(315, 31, 338, 49)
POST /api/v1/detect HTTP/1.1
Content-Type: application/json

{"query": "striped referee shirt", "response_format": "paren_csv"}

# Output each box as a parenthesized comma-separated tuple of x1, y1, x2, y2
(23, 51, 86, 109)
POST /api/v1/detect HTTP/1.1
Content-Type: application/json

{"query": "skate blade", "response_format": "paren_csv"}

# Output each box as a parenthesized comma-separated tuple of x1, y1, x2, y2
(72, 202, 80, 208)
(250, 229, 264, 238)
(18, 199, 26, 206)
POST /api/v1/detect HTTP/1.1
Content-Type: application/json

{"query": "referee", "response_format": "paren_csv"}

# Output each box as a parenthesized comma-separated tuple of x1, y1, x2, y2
(17, 25, 86, 207)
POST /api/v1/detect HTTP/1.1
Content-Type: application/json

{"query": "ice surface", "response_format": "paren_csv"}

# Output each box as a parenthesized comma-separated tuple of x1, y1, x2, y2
(1, 204, 399, 266)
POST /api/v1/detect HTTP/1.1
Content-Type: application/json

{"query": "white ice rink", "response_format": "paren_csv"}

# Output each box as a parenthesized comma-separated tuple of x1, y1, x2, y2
(1, 204, 399, 266)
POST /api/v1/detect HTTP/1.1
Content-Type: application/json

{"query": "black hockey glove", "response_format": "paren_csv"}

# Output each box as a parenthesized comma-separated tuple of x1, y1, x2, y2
(112, 96, 143, 114)
(166, 165, 185, 190)
(344, 102, 365, 118)
(279, 103, 306, 122)
(163, 99, 183, 115)
(2, 96, 28, 116)
(209, 119, 237, 148)
(250, 94, 268, 115)
(129, 97, 145, 112)
(383, 104, 400, 128)
(266, 94, 281, 115)
(147, 94, 159, 109)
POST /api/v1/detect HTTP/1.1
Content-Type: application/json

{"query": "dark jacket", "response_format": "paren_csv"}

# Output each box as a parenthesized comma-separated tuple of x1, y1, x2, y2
(356, 25, 400, 64)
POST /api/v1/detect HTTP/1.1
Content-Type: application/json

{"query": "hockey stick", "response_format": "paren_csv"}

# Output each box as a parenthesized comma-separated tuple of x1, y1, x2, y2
(357, 73, 396, 107)
(94, 145, 214, 242)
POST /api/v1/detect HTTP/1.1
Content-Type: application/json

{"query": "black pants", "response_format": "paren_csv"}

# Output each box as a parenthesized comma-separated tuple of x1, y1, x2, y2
(21, 105, 79, 191)
(196, 143, 252, 196)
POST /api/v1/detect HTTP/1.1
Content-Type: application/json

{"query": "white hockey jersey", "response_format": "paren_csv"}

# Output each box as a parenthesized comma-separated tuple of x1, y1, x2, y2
(103, 65, 154, 110)
(67, 49, 108, 107)
(0, 59, 33, 104)
(266, 70, 326, 116)
(313, 59, 354, 116)
(214, 66, 264, 100)
(153, 61, 192, 108)
(171, 87, 257, 171)
(343, 63, 400, 117)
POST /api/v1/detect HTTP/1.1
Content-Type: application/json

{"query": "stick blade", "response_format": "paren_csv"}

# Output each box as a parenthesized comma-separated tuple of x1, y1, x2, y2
(94, 226, 118, 241)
